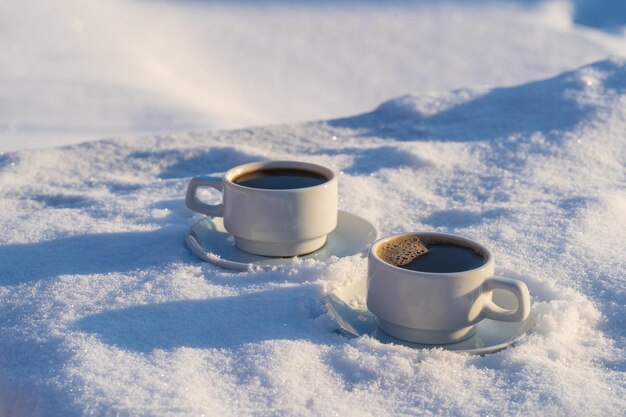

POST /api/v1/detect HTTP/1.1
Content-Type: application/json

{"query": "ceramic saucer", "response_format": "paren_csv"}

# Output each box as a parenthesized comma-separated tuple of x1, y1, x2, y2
(186, 210, 377, 271)
(325, 274, 534, 355)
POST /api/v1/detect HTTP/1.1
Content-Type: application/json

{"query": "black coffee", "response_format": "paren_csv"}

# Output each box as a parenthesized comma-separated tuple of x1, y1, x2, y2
(234, 168, 328, 190)
(400, 243, 485, 273)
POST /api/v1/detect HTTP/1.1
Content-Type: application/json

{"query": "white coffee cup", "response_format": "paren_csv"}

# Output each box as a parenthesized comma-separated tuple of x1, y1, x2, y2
(185, 160, 338, 257)
(367, 232, 531, 344)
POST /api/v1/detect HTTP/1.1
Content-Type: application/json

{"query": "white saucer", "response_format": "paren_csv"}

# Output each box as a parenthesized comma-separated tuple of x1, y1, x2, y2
(325, 274, 534, 355)
(186, 211, 378, 270)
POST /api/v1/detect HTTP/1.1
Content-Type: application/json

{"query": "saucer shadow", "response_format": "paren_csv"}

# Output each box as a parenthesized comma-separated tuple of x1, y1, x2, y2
(75, 285, 324, 352)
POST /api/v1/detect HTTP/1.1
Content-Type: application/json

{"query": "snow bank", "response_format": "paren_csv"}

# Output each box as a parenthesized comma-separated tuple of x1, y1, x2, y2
(0, 59, 625, 416)
(2, 0, 626, 151)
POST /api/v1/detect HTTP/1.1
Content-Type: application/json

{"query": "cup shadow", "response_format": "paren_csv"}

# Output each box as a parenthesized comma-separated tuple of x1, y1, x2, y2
(74, 285, 325, 352)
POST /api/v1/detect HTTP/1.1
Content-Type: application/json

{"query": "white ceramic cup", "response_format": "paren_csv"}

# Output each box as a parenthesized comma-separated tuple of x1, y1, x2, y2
(367, 232, 531, 344)
(185, 160, 338, 257)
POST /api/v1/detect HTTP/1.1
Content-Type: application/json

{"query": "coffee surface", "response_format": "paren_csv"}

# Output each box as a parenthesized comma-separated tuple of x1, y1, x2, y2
(376, 236, 429, 267)
(234, 168, 328, 190)
(400, 243, 485, 273)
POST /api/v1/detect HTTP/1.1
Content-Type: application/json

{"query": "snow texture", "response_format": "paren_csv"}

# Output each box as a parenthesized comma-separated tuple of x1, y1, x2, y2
(1, 0, 626, 415)
(1, 58, 625, 416)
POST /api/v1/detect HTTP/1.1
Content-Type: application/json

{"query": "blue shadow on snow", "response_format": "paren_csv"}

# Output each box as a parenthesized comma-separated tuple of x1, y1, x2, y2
(0, 226, 191, 285)
(75, 285, 325, 352)
(328, 60, 626, 142)
(129, 146, 264, 179)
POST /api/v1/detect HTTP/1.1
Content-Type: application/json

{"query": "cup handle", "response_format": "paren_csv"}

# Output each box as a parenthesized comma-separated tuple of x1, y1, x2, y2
(185, 176, 224, 217)
(480, 276, 531, 322)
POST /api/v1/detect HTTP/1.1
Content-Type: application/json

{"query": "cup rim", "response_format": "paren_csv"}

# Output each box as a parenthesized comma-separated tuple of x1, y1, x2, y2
(223, 160, 337, 193)
(368, 232, 494, 276)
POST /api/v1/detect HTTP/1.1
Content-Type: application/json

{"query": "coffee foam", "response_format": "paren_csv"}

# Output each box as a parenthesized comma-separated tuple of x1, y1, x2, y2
(377, 236, 429, 266)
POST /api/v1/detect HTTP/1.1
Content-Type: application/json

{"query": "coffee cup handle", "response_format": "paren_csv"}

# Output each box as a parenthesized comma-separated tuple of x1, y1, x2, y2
(185, 175, 224, 217)
(480, 276, 531, 322)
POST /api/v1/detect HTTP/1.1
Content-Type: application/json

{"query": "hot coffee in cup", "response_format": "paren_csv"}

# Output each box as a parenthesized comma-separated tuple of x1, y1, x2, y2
(367, 233, 531, 344)
(185, 161, 338, 257)
(233, 168, 329, 190)
(377, 236, 486, 273)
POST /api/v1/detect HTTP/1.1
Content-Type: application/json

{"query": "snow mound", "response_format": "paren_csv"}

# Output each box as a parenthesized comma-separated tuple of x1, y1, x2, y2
(3, 0, 626, 151)
(0, 59, 625, 416)
(373, 58, 625, 140)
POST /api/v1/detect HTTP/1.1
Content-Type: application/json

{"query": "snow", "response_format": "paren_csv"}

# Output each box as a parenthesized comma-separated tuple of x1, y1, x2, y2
(1, 57, 625, 416)
(1, 1, 626, 416)
(2, 0, 626, 151)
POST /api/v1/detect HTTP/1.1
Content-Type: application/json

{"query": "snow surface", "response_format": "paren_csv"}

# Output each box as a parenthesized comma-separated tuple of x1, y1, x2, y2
(2, 0, 626, 151)
(1, 0, 626, 416)
(1, 58, 625, 416)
